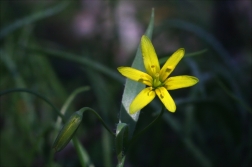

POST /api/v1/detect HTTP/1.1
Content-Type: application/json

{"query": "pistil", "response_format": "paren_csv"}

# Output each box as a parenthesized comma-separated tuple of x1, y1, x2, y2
(153, 73, 162, 88)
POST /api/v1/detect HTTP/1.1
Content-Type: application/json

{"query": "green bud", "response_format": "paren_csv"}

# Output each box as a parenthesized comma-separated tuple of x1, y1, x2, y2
(53, 110, 83, 152)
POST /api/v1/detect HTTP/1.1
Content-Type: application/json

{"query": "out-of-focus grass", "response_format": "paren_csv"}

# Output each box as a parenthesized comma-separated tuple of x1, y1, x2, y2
(0, 0, 251, 167)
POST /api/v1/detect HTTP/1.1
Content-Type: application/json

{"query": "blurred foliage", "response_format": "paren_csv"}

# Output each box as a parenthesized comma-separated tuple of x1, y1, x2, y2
(0, 0, 251, 167)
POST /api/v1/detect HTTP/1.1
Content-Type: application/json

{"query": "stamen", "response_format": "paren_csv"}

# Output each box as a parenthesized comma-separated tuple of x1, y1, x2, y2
(147, 87, 154, 96)
(165, 66, 173, 72)
(165, 68, 172, 72)
(138, 78, 144, 82)
(147, 91, 152, 96)
(153, 73, 161, 88)
(158, 88, 164, 99)
(150, 65, 157, 74)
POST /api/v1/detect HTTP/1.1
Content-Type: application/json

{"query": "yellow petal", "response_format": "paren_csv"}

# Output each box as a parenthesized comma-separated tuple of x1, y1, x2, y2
(118, 67, 153, 86)
(129, 87, 156, 114)
(164, 75, 199, 90)
(159, 48, 184, 82)
(141, 35, 160, 77)
(155, 87, 176, 112)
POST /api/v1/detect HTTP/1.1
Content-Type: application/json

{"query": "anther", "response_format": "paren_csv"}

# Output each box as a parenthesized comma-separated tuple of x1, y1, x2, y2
(165, 66, 173, 72)
(165, 68, 172, 72)
(147, 91, 151, 96)
(138, 78, 144, 82)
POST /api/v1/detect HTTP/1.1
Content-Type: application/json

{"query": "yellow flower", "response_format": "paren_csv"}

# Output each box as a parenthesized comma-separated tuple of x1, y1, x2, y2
(118, 35, 199, 114)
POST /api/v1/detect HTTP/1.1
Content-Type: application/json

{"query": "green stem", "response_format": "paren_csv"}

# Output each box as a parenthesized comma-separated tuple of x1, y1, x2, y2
(0, 88, 65, 121)
(115, 123, 129, 167)
(116, 156, 126, 167)
(55, 86, 90, 128)
(216, 78, 252, 113)
(78, 107, 115, 137)
(0, 89, 103, 167)
(0, 89, 115, 137)
(129, 107, 165, 146)
(115, 108, 164, 167)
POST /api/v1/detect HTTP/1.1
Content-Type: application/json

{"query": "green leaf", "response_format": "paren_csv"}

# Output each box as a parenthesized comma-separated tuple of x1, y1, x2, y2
(115, 123, 129, 167)
(55, 86, 90, 128)
(216, 79, 252, 114)
(119, 8, 155, 138)
(159, 49, 208, 65)
(26, 46, 123, 83)
(0, 1, 69, 39)
(0, 88, 64, 120)
(72, 137, 94, 167)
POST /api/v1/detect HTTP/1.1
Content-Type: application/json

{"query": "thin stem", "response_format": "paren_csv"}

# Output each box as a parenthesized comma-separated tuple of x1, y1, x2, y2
(0, 89, 115, 136)
(115, 108, 164, 167)
(0, 88, 65, 121)
(78, 107, 116, 137)
(116, 156, 126, 167)
(55, 86, 90, 127)
(115, 123, 128, 167)
(216, 78, 252, 114)
(129, 107, 165, 146)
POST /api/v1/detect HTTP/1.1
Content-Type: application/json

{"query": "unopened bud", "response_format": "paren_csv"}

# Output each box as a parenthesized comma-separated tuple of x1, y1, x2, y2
(53, 110, 83, 152)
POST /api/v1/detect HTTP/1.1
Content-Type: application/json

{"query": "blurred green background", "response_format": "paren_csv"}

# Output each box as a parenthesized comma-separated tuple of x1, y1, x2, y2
(0, 0, 251, 166)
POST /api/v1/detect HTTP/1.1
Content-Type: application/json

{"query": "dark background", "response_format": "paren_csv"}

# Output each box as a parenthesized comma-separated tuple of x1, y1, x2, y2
(0, 0, 251, 166)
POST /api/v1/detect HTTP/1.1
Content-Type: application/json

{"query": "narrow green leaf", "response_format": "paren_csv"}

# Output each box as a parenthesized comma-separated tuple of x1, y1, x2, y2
(119, 9, 155, 137)
(148, 98, 212, 167)
(185, 49, 208, 57)
(156, 19, 238, 72)
(216, 79, 252, 113)
(115, 123, 129, 167)
(85, 69, 114, 167)
(159, 49, 208, 65)
(0, 1, 69, 39)
(0, 88, 64, 120)
(26, 46, 123, 83)
(72, 137, 94, 167)
(56, 86, 90, 127)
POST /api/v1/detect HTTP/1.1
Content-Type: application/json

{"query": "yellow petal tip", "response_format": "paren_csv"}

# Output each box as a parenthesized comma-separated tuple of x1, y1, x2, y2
(169, 109, 176, 113)
(117, 66, 124, 70)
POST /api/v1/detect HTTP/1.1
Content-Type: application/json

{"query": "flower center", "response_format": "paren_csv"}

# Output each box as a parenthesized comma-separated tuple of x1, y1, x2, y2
(152, 73, 162, 88)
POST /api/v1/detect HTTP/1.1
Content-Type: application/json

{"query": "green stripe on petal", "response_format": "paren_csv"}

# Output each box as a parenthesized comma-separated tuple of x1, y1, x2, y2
(117, 67, 153, 86)
(141, 35, 160, 77)
(155, 87, 176, 112)
(164, 75, 199, 90)
(129, 87, 156, 114)
(159, 48, 185, 82)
